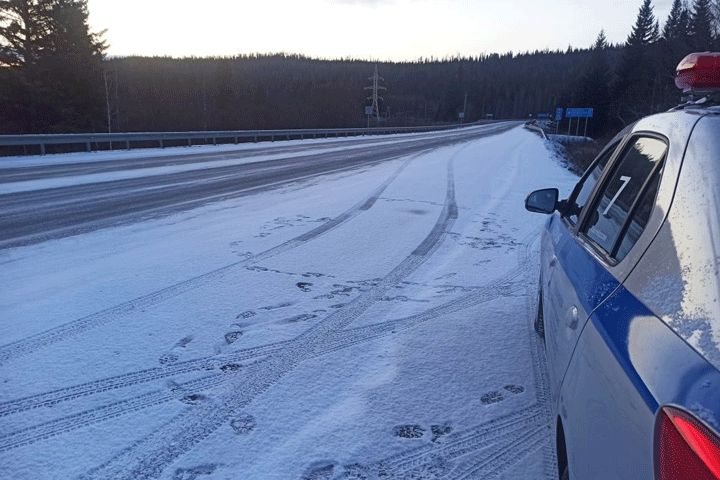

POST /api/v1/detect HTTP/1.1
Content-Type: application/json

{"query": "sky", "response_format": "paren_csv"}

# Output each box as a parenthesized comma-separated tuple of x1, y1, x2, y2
(86, 0, 675, 61)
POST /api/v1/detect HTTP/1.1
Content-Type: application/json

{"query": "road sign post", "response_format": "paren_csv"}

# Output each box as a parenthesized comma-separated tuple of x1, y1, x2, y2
(565, 108, 594, 136)
(365, 106, 373, 128)
(555, 108, 563, 134)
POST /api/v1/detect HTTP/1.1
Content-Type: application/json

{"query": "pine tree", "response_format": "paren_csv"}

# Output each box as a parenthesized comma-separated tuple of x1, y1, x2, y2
(688, 0, 715, 50)
(659, 0, 692, 111)
(627, 0, 661, 46)
(0, 0, 53, 68)
(663, 0, 689, 40)
(594, 29, 608, 49)
(573, 30, 611, 136)
(0, 0, 107, 133)
(612, 0, 663, 123)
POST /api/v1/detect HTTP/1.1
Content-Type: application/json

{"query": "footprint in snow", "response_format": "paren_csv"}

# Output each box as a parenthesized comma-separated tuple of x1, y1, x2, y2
(481, 391, 505, 405)
(394, 424, 425, 439)
(230, 414, 256, 435)
(301, 462, 335, 480)
(224, 331, 243, 344)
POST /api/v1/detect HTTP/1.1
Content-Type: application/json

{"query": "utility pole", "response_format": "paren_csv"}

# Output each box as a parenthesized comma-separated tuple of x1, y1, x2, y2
(364, 64, 386, 122)
(202, 74, 208, 131)
(103, 68, 121, 133)
(114, 70, 120, 132)
(103, 69, 121, 133)
(104, 70, 111, 133)
(462, 92, 468, 123)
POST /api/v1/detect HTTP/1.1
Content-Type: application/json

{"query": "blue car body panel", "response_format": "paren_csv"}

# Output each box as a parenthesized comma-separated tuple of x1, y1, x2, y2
(534, 110, 720, 479)
(542, 214, 621, 403)
(562, 284, 720, 479)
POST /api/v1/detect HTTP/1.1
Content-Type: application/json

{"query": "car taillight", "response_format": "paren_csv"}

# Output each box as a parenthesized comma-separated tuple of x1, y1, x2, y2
(675, 52, 720, 92)
(655, 406, 720, 480)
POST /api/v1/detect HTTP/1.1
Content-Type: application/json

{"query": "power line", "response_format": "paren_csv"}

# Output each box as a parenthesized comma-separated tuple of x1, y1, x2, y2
(364, 64, 387, 121)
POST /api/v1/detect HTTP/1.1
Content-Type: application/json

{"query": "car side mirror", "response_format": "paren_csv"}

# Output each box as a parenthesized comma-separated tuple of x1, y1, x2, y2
(525, 188, 559, 214)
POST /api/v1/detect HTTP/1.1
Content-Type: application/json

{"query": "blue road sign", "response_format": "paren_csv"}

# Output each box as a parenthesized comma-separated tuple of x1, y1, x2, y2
(365, 106, 373, 115)
(537, 113, 550, 119)
(566, 108, 594, 118)
(555, 108, 564, 121)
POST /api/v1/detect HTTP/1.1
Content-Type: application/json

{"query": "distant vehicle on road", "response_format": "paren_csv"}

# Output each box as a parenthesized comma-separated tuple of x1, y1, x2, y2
(525, 52, 720, 480)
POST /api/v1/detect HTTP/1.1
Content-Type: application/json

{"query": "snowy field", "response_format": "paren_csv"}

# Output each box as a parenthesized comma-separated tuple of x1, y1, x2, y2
(0, 126, 578, 479)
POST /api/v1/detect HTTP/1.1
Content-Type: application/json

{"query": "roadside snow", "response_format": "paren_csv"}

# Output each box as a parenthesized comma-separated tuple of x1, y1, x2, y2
(0, 127, 577, 480)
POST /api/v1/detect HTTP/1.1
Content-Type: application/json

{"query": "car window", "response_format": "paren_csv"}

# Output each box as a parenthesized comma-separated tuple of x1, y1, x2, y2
(566, 143, 617, 225)
(614, 170, 661, 260)
(583, 136, 667, 255)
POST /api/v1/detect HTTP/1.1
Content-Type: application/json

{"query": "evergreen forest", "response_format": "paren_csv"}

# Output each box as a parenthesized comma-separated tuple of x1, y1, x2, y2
(1, 0, 719, 138)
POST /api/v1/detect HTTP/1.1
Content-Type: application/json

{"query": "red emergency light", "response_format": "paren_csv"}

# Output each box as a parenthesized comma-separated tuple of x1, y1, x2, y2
(675, 52, 720, 92)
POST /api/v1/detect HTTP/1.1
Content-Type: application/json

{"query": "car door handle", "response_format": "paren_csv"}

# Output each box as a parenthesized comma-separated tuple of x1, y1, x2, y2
(549, 255, 557, 268)
(566, 306, 579, 330)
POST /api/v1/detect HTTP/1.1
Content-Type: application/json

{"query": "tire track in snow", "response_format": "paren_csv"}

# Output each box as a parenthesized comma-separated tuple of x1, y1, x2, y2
(0, 150, 427, 367)
(328, 230, 552, 480)
(0, 355, 274, 454)
(523, 247, 556, 479)
(2, 130, 546, 471)
(332, 405, 546, 479)
(0, 372, 226, 453)
(2, 136, 552, 479)
(0, 230, 535, 422)
(0, 183, 538, 427)
(446, 425, 546, 479)
(318, 229, 539, 357)
(0, 230, 536, 436)
(0, 341, 289, 417)
(77, 148, 463, 480)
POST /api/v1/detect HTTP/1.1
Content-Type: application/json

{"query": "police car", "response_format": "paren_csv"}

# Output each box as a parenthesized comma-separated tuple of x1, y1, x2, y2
(525, 52, 720, 479)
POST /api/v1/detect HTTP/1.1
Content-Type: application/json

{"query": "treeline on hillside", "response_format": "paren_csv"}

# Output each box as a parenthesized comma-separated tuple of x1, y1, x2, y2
(1, 0, 718, 137)
(98, 50, 610, 133)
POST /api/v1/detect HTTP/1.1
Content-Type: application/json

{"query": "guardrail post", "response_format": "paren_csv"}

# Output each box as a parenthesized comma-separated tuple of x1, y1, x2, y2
(40, 143, 46, 155)
(234, 136, 238, 144)
(126, 140, 130, 150)
(159, 139, 164, 148)
(86, 142, 91, 152)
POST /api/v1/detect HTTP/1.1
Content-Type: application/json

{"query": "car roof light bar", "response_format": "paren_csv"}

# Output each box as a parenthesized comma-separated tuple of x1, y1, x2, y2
(675, 52, 720, 93)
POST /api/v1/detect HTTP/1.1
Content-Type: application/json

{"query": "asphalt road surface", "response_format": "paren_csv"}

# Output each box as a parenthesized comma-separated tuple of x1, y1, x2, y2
(0, 123, 518, 248)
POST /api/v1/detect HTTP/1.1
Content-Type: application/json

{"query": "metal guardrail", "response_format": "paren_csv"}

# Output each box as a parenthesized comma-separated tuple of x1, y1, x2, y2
(524, 123, 547, 140)
(0, 122, 495, 156)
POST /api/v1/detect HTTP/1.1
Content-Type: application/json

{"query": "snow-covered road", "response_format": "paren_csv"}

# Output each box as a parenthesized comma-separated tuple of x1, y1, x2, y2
(0, 125, 578, 479)
(0, 124, 517, 248)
